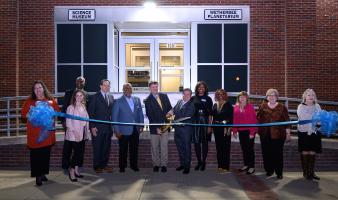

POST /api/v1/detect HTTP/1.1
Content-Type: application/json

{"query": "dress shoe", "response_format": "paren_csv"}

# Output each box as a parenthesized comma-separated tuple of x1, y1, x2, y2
(217, 168, 229, 174)
(161, 166, 167, 173)
(41, 175, 48, 182)
(68, 172, 78, 182)
(94, 168, 103, 174)
(36, 176, 43, 186)
(153, 166, 159, 172)
(119, 168, 125, 173)
(131, 167, 140, 172)
(266, 172, 274, 177)
(246, 168, 255, 175)
(238, 166, 249, 172)
(183, 168, 190, 174)
(103, 166, 113, 173)
(276, 175, 283, 179)
(176, 166, 184, 171)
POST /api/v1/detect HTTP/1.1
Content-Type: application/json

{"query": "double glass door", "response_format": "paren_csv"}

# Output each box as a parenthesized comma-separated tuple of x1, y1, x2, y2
(120, 38, 189, 92)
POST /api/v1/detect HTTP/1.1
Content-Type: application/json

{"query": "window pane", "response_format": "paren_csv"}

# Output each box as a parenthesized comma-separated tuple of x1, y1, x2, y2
(84, 24, 107, 63)
(159, 69, 183, 92)
(198, 24, 222, 63)
(57, 65, 81, 92)
(223, 65, 247, 92)
(57, 24, 81, 63)
(83, 65, 107, 92)
(197, 65, 222, 92)
(224, 24, 247, 63)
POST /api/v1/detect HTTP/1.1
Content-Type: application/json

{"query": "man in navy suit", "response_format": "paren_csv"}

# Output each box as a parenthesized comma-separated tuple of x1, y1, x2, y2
(88, 79, 114, 173)
(144, 81, 172, 173)
(112, 83, 144, 172)
(172, 88, 195, 174)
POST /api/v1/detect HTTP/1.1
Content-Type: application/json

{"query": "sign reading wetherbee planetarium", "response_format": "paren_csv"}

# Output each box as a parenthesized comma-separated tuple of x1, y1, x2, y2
(68, 9, 95, 21)
(204, 9, 242, 20)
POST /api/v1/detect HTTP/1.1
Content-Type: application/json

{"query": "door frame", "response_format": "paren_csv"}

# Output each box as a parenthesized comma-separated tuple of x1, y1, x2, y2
(119, 36, 190, 92)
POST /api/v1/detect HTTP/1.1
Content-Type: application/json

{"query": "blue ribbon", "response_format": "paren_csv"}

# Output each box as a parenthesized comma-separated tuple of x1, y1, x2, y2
(55, 112, 313, 127)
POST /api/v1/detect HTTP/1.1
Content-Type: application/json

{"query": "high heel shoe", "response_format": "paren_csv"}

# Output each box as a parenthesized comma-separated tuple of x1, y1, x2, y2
(41, 175, 48, 182)
(75, 172, 84, 178)
(36, 176, 43, 186)
(246, 168, 255, 175)
(68, 172, 78, 182)
(200, 162, 206, 171)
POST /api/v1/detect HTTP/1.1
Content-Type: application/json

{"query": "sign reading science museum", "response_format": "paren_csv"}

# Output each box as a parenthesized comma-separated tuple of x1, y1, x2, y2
(68, 9, 95, 21)
(204, 9, 242, 20)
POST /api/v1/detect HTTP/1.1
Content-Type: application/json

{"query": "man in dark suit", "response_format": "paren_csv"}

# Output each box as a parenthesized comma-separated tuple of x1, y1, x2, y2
(112, 83, 144, 173)
(172, 88, 195, 174)
(61, 76, 86, 172)
(144, 81, 172, 173)
(88, 79, 114, 173)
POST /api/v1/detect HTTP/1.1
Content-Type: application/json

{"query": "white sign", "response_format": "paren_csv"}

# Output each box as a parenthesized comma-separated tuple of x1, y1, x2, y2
(204, 9, 242, 20)
(68, 9, 95, 21)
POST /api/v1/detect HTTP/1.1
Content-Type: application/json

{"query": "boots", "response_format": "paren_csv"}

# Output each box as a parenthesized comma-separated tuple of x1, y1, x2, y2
(300, 154, 306, 178)
(309, 155, 320, 180)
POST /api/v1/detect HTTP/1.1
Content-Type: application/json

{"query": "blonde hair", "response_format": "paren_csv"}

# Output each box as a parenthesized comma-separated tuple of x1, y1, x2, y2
(236, 91, 249, 105)
(266, 88, 279, 99)
(302, 88, 318, 104)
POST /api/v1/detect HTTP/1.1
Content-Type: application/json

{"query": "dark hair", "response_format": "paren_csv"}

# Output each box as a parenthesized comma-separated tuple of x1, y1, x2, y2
(182, 88, 192, 95)
(194, 81, 209, 96)
(30, 80, 53, 100)
(148, 81, 158, 87)
(70, 89, 87, 106)
(214, 89, 228, 102)
(100, 79, 110, 85)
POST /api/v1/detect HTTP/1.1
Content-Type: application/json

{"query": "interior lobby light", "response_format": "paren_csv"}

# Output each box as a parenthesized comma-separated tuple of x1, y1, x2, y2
(144, 1, 157, 9)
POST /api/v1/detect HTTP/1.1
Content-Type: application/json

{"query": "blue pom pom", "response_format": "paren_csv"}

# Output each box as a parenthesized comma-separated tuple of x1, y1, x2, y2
(312, 110, 338, 137)
(27, 101, 56, 143)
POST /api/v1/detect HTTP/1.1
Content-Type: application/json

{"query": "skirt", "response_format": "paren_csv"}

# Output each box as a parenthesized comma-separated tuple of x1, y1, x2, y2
(298, 131, 322, 153)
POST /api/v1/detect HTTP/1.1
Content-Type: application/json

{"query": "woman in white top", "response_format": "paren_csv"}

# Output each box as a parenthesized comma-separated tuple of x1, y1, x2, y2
(66, 89, 90, 181)
(297, 89, 321, 180)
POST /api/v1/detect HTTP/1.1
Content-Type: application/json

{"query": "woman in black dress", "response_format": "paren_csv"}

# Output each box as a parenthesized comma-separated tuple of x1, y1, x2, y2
(211, 89, 233, 173)
(191, 81, 213, 171)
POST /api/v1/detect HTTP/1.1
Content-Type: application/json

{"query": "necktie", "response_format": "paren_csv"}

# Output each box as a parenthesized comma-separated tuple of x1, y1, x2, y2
(156, 95, 163, 110)
(105, 94, 109, 106)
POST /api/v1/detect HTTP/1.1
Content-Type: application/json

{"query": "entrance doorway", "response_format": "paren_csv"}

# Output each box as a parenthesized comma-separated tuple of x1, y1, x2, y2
(119, 37, 190, 92)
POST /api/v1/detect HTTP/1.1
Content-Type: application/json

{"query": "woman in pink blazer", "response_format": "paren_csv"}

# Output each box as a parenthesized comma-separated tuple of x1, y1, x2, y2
(65, 89, 90, 181)
(232, 91, 258, 175)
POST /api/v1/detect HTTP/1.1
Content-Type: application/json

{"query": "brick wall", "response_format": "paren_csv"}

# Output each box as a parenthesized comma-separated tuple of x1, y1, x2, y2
(0, 139, 337, 171)
(0, 0, 337, 100)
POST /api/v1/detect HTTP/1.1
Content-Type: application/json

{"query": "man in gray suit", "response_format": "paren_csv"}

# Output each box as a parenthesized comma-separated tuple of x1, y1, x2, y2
(88, 79, 114, 173)
(172, 88, 195, 174)
(112, 83, 144, 172)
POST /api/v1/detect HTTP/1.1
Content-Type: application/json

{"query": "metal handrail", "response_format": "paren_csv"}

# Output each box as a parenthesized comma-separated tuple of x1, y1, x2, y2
(1, 93, 338, 137)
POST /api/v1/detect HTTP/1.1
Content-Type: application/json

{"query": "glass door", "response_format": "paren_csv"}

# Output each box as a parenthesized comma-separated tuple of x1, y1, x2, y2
(155, 39, 189, 92)
(120, 39, 154, 92)
(120, 38, 189, 92)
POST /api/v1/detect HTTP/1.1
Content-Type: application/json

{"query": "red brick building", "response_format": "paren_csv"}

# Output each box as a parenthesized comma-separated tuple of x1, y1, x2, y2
(1, 0, 337, 100)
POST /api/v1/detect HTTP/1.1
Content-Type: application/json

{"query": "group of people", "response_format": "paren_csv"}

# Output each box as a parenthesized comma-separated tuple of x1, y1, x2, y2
(21, 78, 323, 186)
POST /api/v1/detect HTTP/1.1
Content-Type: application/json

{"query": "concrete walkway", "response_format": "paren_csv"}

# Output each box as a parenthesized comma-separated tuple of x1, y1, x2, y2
(0, 169, 337, 200)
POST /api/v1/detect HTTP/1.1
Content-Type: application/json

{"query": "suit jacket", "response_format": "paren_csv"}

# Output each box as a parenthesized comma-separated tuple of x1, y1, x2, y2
(88, 91, 114, 133)
(173, 99, 195, 134)
(112, 95, 144, 135)
(144, 93, 172, 134)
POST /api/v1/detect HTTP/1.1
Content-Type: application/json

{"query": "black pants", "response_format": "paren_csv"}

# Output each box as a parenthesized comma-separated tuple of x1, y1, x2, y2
(62, 138, 86, 169)
(67, 141, 84, 168)
(214, 127, 231, 170)
(118, 128, 139, 169)
(92, 130, 112, 169)
(30, 146, 51, 177)
(194, 142, 208, 164)
(239, 130, 255, 168)
(260, 136, 285, 176)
